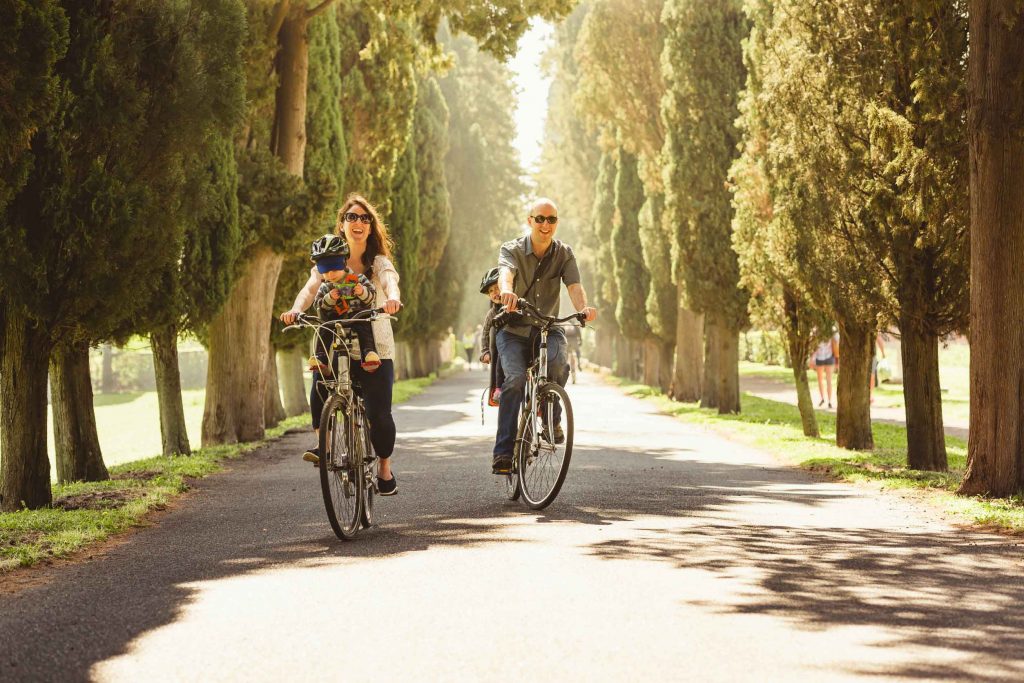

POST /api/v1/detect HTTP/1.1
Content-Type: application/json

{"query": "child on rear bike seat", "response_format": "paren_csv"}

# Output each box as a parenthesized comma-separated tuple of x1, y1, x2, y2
(478, 267, 505, 406)
(309, 233, 381, 374)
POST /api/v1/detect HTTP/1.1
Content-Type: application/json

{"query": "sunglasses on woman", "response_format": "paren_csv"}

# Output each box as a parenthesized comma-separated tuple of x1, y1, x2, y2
(531, 215, 558, 224)
(344, 212, 373, 224)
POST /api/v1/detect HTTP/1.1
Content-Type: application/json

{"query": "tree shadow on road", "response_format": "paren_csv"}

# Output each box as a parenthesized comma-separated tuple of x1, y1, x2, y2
(586, 521, 1024, 681)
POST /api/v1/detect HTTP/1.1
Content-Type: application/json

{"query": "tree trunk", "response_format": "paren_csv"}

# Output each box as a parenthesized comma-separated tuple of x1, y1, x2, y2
(783, 290, 819, 437)
(701, 317, 719, 409)
(279, 345, 309, 417)
(202, 246, 284, 445)
(657, 339, 674, 395)
(101, 343, 115, 393)
(394, 341, 408, 380)
(270, 9, 310, 176)
(960, 0, 1024, 497)
(151, 324, 192, 456)
(642, 338, 660, 388)
(716, 325, 740, 415)
(899, 319, 947, 471)
(595, 328, 614, 369)
(614, 335, 631, 378)
(835, 319, 874, 450)
(1, 310, 53, 510)
(264, 344, 286, 429)
(203, 8, 311, 445)
(672, 304, 703, 402)
(50, 342, 109, 483)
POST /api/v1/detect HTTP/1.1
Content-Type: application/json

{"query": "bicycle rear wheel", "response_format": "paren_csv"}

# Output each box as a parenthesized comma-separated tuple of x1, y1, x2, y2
(517, 382, 573, 509)
(319, 395, 362, 539)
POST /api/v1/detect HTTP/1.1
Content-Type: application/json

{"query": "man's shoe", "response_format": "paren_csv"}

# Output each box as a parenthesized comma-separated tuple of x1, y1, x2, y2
(542, 425, 565, 445)
(377, 473, 397, 496)
(492, 454, 513, 474)
(302, 447, 320, 466)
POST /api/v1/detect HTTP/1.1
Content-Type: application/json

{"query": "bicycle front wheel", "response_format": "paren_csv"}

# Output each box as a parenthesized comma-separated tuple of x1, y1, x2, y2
(319, 395, 362, 539)
(517, 382, 574, 510)
(359, 407, 377, 529)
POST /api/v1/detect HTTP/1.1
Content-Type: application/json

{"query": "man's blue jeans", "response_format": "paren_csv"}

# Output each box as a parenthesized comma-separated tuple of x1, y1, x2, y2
(493, 327, 568, 456)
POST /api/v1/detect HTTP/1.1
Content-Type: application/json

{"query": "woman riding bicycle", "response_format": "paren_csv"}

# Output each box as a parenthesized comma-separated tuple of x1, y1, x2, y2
(280, 194, 402, 495)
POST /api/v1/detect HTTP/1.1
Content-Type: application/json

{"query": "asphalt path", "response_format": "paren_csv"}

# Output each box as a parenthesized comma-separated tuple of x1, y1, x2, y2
(2, 369, 1023, 682)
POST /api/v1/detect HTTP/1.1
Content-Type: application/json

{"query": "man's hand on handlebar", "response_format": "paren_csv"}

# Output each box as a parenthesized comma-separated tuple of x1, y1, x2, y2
(500, 290, 518, 311)
(580, 306, 597, 323)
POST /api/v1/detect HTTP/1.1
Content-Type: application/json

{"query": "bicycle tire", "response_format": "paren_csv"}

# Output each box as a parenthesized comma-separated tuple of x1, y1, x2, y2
(518, 382, 573, 509)
(319, 395, 362, 539)
(359, 405, 377, 528)
(504, 417, 522, 501)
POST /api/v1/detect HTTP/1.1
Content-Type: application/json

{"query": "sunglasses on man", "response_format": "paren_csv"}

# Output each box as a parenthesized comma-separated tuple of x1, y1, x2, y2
(344, 212, 373, 224)
(531, 215, 558, 224)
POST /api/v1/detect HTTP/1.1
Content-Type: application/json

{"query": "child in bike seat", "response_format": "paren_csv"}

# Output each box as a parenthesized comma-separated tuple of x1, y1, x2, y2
(478, 267, 505, 406)
(309, 233, 381, 373)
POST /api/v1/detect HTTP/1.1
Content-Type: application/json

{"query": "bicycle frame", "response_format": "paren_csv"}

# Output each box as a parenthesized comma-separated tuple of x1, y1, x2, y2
(513, 301, 584, 456)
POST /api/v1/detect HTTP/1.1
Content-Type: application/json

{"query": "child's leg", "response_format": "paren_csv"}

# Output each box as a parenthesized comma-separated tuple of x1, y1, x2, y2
(354, 323, 380, 370)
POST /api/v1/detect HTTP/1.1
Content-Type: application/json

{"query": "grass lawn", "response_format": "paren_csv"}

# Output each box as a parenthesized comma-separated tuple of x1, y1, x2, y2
(615, 379, 1024, 533)
(739, 338, 971, 425)
(1, 373, 439, 571)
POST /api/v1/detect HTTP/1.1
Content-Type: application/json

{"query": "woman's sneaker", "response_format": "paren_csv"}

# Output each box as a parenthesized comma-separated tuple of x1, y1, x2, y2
(361, 351, 381, 372)
(302, 447, 320, 466)
(377, 472, 397, 496)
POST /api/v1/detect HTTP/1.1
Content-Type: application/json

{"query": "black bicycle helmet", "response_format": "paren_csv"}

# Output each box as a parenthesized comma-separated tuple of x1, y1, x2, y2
(479, 266, 500, 294)
(310, 233, 350, 261)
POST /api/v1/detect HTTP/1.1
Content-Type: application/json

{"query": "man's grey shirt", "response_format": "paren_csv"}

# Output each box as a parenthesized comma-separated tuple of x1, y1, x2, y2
(498, 234, 581, 337)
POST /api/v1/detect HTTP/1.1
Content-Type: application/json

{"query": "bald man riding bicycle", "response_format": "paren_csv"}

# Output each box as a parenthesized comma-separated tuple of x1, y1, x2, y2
(490, 199, 598, 474)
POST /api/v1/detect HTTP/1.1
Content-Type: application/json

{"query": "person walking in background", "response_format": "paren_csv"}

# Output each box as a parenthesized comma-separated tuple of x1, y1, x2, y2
(870, 332, 887, 404)
(810, 329, 839, 409)
(461, 329, 476, 368)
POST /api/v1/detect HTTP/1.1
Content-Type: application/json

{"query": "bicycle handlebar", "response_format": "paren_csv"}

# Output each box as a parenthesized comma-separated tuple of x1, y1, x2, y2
(509, 298, 587, 328)
(282, 307, 390, 333)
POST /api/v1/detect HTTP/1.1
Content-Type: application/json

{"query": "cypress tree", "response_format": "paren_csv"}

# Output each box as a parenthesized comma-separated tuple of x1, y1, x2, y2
(611, 150, 651, 381)
(590, 148, 621, 370)
(0, 1, 67, 215)
(0, 0, 245, 506)
(661, 0, 749, 414)
(271, 7, 348, 420)
(440, 26, 525, 333)
(959, 1, 1024, 496)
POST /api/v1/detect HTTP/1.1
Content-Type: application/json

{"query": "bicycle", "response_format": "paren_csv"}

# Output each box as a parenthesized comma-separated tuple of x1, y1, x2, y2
(283, 309, 388, 540)
(500, 298, 587, 510)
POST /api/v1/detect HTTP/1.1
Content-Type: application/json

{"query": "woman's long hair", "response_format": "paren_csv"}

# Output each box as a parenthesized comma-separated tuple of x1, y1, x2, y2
(336, 193, 394, 274)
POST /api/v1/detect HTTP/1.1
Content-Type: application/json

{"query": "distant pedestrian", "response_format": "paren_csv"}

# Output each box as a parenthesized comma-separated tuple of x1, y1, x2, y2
(809, 329, 839, 409)
(870, 332, 886, 404)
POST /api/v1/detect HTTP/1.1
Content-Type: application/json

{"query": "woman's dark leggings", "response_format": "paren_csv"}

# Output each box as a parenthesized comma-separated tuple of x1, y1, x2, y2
(310, 359, 396, 460)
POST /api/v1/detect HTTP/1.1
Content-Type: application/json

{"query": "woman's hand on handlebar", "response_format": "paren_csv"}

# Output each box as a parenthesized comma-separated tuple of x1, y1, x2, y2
(382, 299, 402, 315)
(280, 308, 302, 325)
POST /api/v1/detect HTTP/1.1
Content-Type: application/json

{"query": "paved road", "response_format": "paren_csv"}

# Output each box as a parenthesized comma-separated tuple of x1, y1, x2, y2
(2, 370, 1022, 682)
(741, 375, 970, 440)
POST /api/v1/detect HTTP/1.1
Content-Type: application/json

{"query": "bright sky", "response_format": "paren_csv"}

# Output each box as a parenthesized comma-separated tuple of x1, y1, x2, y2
(509, 20, 555, 182)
